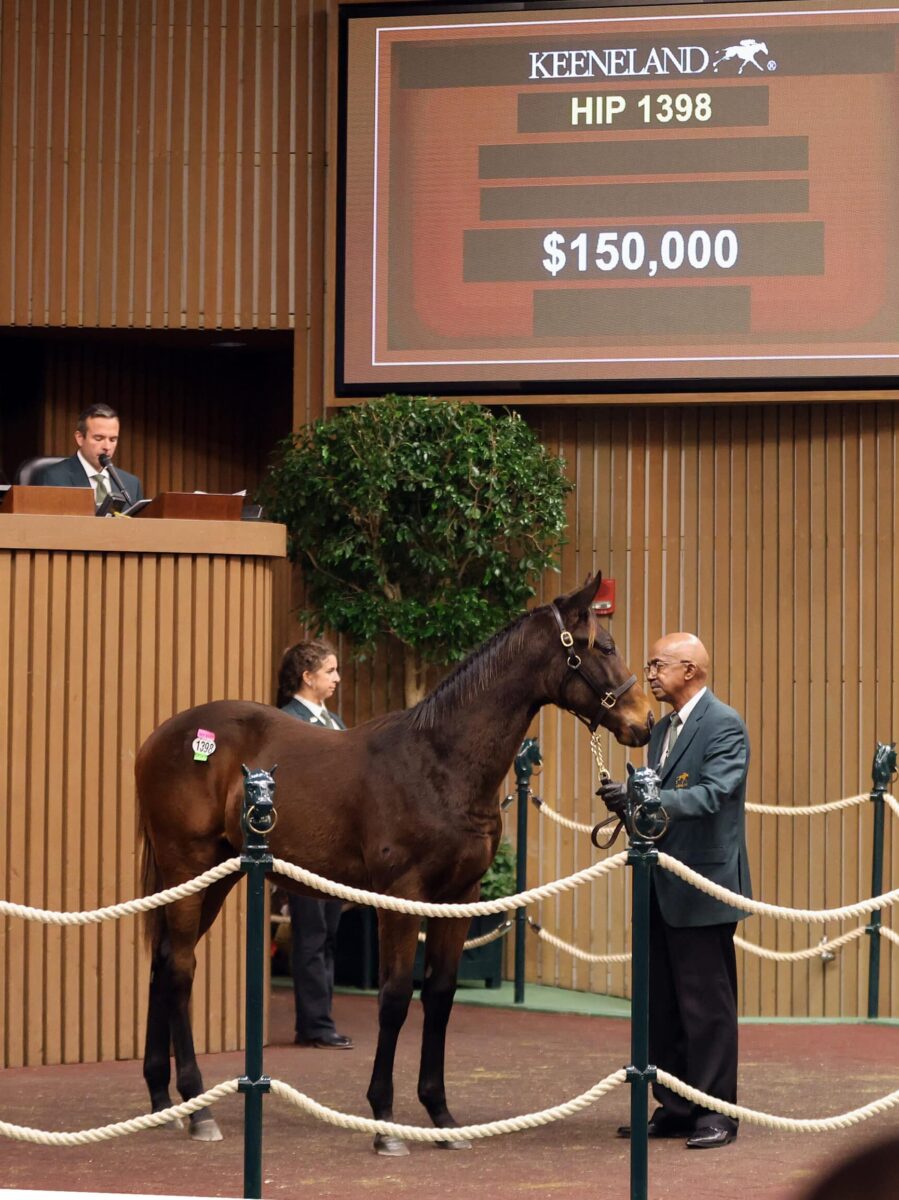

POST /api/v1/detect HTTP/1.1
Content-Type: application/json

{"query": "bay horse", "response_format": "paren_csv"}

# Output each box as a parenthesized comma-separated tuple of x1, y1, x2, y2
(136, 571, 653, 1153)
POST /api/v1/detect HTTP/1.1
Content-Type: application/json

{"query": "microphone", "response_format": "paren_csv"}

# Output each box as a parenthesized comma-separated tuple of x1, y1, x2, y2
(98, 452, 133, 506)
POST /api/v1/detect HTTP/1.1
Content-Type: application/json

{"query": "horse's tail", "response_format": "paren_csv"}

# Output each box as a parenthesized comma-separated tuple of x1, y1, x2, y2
(138, 814, 167, 952)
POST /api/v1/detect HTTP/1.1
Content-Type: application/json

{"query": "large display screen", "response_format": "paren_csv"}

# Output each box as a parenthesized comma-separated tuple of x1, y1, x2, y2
(336, 0, 899, 396)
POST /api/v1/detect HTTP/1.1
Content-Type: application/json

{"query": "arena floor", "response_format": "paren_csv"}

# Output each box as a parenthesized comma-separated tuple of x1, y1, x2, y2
(3, 986, 898, 1200)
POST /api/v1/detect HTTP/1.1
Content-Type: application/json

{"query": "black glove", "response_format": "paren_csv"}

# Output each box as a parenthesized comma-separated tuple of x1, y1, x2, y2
(597, 780, 628, 816)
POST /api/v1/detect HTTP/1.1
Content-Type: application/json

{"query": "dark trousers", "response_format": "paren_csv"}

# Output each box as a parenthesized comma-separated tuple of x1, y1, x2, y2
(287, 893, 343, 1041)
(648, 885, 739, 1133)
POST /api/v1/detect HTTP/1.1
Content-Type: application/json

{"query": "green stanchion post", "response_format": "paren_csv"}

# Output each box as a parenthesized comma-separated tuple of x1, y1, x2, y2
(866, 742, 896, 1020)
(622, 765, 665, 1200)
(239, 765, 277, 1200)
(513, 738, 541, 1005)
(627, 833, 657, 1200)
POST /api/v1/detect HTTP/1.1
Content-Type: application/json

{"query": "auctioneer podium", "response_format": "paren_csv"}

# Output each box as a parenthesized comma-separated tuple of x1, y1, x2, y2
(0, 501, 286, 1068)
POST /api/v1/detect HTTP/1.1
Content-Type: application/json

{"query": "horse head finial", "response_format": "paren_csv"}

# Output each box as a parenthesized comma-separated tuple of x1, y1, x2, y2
(241, 764, 279, 839)
(627, 764, 668, 841)
(872, 743, 897, 792)
(515, 737, 542, 787)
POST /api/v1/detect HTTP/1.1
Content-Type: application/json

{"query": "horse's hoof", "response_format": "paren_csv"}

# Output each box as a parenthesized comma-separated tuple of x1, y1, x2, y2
(374, 1134, 410, 1157)
(151, 1104, 185, 1132)
(435, 1136, 472, 1150)
(189, 1117, 223, 1142)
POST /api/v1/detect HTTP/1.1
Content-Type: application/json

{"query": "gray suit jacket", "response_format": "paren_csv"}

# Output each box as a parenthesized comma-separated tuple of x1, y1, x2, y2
(280, 697, 346, 730)
(648, 690, 752, 927)
(33, 454, 144, 503)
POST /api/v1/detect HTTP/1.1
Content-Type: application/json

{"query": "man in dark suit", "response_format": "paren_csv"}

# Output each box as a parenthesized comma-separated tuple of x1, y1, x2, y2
(602, 632, 751, 1149)
(276, 640, 353, 1050)
(32, 403, 143, 506)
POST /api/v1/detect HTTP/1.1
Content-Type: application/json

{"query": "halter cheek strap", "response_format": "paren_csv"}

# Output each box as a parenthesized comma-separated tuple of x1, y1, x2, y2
(549, 603, 638, 713)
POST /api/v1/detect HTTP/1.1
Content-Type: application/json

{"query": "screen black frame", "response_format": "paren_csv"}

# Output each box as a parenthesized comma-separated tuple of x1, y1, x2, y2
(334, 0, 899, 400)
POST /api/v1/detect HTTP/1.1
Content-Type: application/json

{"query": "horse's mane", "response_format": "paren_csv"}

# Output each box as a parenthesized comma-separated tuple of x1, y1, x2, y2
(407, 607, 540, 731)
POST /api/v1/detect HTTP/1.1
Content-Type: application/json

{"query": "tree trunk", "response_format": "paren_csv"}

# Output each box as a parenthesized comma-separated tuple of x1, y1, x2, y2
(402, 643, 427, 708)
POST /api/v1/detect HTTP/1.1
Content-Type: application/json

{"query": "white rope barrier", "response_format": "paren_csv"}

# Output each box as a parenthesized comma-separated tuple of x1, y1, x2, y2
(657, 1070, 899, 1133)
(533, 788, 898, 830)
(533, 790, 899, 824)
(746, 793, 869, 816)
(271, 854, 629, 918)
(733, 927, 868, 961)
(0, 1081, 241, 1145)
(0, 860, 242, 925)
(528, 920, 632, 964)
(658, 853, 899, 924)
(8, 1068, 899, 1146)
(529, 919, 873, 964)
(268, 1072, 627, 1141)
(418, 920, 513, 949)
(530, 798, 596, 835)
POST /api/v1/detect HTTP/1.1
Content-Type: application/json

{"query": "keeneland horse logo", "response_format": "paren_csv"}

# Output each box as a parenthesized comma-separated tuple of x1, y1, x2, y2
(713, 38, 770, 74)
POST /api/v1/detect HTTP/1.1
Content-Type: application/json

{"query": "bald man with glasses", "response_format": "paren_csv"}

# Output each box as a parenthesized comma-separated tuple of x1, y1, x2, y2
(601, 632, 752, 1150)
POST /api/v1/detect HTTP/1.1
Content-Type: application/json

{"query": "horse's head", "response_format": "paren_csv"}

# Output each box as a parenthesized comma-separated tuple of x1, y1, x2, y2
(546, 572, 654, 746)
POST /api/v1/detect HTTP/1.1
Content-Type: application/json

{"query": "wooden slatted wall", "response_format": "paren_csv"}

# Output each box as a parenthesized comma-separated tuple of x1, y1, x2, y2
(517, 402, 898, 1019)
(0, 0, 300, 330)
(0, 542, 276, 1068)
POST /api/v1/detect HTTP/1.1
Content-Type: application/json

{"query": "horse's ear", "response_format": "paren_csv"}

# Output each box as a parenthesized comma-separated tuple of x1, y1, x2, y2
(241, 764, 250, 779)
(557, 569, 602, 616)
(270, 764, 278, 775)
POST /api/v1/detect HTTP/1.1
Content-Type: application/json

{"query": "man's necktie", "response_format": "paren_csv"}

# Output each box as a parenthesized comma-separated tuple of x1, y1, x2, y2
(93, 473, 109, 507)
(322, 708, 338, 729)
(661, 713, 681, 765)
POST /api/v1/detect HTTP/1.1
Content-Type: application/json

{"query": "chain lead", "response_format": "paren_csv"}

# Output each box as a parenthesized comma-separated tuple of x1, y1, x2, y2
(590, 729, 612, 783)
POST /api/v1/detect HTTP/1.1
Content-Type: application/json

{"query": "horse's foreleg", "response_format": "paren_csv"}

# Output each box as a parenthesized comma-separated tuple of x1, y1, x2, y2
(367, 911, 420, 1157)
(417, 915, 472, 1150)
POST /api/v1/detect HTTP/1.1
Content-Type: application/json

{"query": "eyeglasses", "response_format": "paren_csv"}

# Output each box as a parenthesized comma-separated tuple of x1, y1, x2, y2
(643, 659, 693, 678)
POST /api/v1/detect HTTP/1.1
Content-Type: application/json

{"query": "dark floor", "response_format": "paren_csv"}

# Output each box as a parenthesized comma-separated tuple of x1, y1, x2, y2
(3, 987, 899, 1199)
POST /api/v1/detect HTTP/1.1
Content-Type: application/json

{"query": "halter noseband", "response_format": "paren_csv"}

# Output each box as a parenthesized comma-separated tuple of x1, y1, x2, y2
(549, 603, 638, 719)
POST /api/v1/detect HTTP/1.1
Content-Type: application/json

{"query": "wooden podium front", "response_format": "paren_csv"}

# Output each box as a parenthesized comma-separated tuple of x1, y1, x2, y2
(134, 491, 244, 521)
(0, 485, 95, 516)
(0, 513, 286, 1069)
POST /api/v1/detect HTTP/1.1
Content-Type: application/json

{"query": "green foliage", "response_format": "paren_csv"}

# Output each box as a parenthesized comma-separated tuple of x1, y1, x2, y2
(480, 838, 517, 900)
(257, 394, 572, 664)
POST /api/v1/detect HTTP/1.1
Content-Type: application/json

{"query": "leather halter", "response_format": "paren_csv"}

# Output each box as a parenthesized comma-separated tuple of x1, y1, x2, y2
(549, 603, 638, 724)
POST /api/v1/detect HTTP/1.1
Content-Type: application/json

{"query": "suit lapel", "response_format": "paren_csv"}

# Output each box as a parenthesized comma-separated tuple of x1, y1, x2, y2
(658, 691, 711, 780)
(66, 456, 88, 487)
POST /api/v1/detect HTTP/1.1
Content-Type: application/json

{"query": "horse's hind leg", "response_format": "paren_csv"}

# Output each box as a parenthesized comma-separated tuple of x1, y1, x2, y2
(170, 876, 239, 1141)
(143, 930, 177, 1119)
(417, 916, 473, 1150)
(366, 912, 420, 1156)
(144, 875, 237, 1141)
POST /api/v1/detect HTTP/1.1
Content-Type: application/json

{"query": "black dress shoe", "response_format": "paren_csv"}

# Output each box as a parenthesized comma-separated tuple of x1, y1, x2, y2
(295, 1032, 354, 1049)
(617, 1118, 690, 1139)
(686, 1126, 736, 1149)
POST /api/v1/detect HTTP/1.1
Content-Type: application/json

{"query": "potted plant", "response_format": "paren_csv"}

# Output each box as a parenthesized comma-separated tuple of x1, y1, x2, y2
(256, 394, 572, 706)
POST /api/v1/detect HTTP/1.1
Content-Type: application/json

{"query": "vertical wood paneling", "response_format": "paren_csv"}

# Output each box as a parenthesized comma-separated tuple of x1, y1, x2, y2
(484, 403, 899, 1019)
(1, 537, 278, 1068)
(0, 0, 300, 329)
